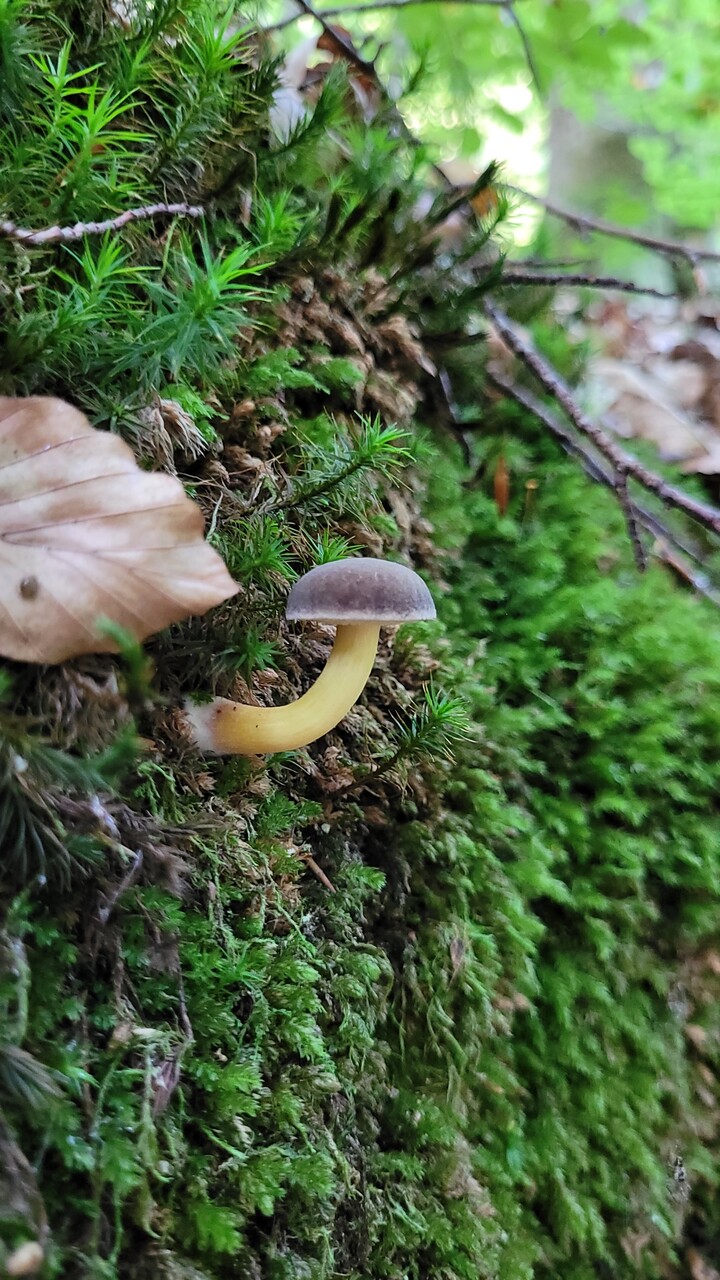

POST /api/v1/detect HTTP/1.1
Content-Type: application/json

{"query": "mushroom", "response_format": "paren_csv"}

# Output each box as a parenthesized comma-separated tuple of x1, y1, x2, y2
(186, 557, 436, 755)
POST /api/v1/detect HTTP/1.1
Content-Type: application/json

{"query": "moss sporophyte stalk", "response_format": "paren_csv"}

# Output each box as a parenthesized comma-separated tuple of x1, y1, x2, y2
(186, 558, 436, 753)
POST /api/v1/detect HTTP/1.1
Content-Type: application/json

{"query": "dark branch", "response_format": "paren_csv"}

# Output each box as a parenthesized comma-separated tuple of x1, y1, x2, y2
(290, 0, 379, 80)
(613, 465, 648, 571)
(283, 0, 454, 186)
(503, 185, 720, 266)
(0, 202, 204, 246)
(436, 367, 473, 465)
(500, 267, 674, 299)
(506, 3, 543, 96)
(484, 301, 720, 538)
(651, 538, 720, 603)
(267, 0, 517, 29)
(486, 369, 612, 486)
(486, 370, 720, 601)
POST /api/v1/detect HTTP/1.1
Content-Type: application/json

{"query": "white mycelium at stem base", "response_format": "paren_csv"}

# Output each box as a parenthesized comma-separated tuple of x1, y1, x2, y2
(186, 557, 436, 756)
(185, 621, 380, 754)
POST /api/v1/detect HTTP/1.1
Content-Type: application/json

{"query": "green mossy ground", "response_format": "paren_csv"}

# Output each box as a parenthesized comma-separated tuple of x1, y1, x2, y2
(1, 3, 719, 1278)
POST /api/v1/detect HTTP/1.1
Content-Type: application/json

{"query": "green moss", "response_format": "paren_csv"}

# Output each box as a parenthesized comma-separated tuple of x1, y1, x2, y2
(388, 430, 720, 1278)
(1, 2, 720, 1277)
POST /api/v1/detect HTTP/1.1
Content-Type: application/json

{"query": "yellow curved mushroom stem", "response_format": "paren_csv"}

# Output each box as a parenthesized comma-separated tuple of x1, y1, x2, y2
(186, 622, 381, 755)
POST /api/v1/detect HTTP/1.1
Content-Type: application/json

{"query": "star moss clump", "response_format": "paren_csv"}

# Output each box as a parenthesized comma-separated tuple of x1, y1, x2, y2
(1, 2, 720, 1278)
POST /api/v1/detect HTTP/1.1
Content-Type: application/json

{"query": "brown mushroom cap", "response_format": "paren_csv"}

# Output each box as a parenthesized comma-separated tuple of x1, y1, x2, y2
(286, 557, 436, 625)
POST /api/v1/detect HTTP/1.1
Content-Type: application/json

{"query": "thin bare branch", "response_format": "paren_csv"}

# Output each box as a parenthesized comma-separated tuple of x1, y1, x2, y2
(506, 3, 543, 96)
(484, 300, 720, 538)
(487, 371, 709, 564)
(486, 368, 613, 486)
(651, 538, 720, 603)
(500, 266, 674, 299)
(628, 503, 708, 570)
(437, 366, 473, 464)
(267, 0, 516, 29)
(613, 465, 648, 571)
(0, 202, 204, 246)
(517, 256, 598, 269)
(301, 852, 337, 892)
(503, 185, 720, 266)
(486, 369, 720, 602)
(290, 0, 378, 76)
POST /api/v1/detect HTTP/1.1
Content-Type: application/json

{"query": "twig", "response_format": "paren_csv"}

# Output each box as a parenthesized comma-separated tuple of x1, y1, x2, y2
(437, 366, 472, 464)
(651, 539, 720, 603)
(613, 465, 648, 571)
(503, 185, 720, 266)
(301, 852, 337, 892)
(0, 202, 204, 246)
(487, 370, 709, 563)
(515, 256, 597, 269)
(267, 0, 516, 29)
(629, 502, 708, 570)
(289, 0, 382, 78)
(506, 3, 543, 97)
(486, 370, 720, 601)
(484, 301, 720, 538)
(500, 267, 674, 299)
(486, 368, 612, 486)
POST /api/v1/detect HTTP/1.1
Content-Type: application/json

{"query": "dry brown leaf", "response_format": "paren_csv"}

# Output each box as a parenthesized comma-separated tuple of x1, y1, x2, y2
(587, 358, 709, 462)
(0, 396, 238, 663)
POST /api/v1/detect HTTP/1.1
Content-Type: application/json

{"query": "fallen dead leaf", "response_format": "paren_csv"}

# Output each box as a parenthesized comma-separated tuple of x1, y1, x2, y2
(587, 358, 710, 463)
(0, 396, 238, 663)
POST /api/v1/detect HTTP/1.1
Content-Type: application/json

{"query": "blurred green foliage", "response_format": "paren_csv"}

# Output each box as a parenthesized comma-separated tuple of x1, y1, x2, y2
(272, 0, 720, 231)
